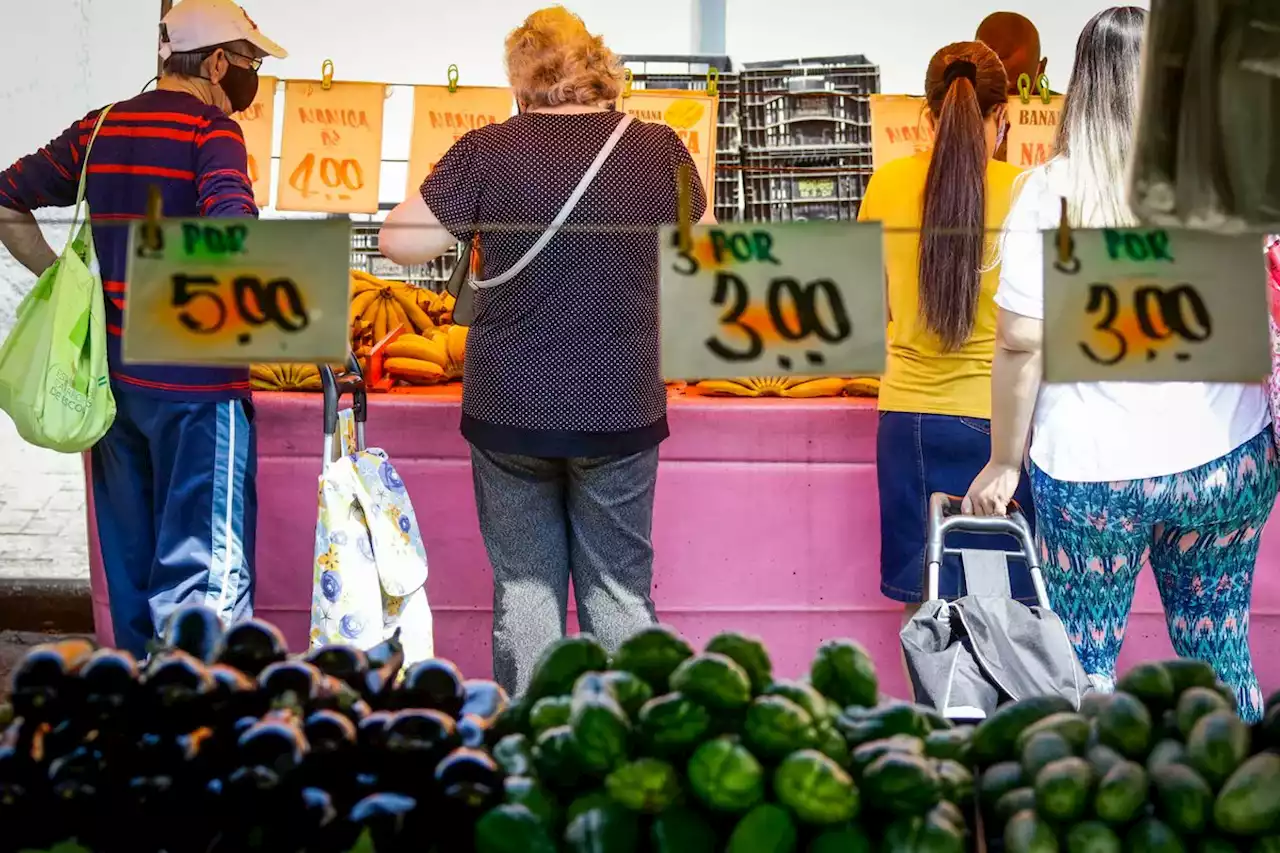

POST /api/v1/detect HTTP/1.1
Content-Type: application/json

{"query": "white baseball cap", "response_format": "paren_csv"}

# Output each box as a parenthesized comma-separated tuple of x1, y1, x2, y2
(159, 0, 287, 62)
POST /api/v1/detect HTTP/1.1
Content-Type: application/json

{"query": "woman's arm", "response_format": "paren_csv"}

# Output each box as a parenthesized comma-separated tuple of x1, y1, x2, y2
(963, 307, 1042, 515)
(378, 195, 460, 266)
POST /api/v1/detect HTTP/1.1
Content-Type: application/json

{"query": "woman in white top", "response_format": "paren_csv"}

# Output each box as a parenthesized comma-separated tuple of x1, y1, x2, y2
(964, 6, 1276, 721)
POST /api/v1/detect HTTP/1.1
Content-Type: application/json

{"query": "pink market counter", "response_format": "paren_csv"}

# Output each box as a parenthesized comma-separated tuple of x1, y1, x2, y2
(87, 389, 1280, 697)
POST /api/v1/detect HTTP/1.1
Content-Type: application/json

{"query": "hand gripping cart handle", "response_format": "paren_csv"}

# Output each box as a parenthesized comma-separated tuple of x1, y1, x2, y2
(320, 352, 368, 463)
(924, 493, 1050, 607)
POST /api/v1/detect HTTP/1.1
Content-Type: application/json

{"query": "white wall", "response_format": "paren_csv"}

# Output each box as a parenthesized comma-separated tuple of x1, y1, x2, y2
(0, 0, 1149, 331)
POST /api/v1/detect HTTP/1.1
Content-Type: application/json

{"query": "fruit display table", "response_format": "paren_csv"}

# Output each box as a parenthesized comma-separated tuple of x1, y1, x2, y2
(86, 389, 1280, 697)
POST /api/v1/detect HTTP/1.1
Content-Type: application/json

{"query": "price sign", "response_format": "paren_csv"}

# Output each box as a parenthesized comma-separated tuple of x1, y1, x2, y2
(1006, 96, 1064, 169)
(660, 223, 886, 380)
(869, 95, 933, 170)
(277, 81, 384, 213)
(406, 85, 513, 198)
(231, 76, 276, 207)
(1043, 228, 1269, 382)
(621, 91, 718, 203)
(123, 219, 351, 365)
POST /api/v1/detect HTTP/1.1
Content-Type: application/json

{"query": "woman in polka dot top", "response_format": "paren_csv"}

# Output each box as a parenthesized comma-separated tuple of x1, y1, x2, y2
(380, 6, 707, 695)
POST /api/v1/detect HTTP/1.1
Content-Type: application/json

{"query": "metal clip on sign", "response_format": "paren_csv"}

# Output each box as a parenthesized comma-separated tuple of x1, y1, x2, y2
(447, 64, 460, 94)
(707, 67, 719, 98)
(622, 68, 634, 99)
(321, 59, 335, 91)
(1016, 72, 1053, 106)
(1055, 196, 1079, 274)
(142, 185, 164, 253)
(676, 162, 693, 255)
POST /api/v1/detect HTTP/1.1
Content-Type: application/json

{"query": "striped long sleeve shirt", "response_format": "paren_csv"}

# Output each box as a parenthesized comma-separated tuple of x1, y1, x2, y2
(0, 89, 259, 400)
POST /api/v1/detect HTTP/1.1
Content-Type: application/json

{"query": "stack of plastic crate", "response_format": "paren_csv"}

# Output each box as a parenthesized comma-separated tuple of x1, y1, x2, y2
(739, 56, 880, 222)
(620, 55, 742, 222)
(350, 223, 459, 292)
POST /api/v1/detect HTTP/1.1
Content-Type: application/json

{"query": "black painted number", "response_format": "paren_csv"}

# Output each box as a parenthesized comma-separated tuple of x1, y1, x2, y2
(706, 272, 762, 361)
(170, 274, 310, 336)
(1080, 282, 1212, 366)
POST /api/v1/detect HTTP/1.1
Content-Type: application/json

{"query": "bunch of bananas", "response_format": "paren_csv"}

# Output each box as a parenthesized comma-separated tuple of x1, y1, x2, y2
(350, 271, 436, 342)
(694, 377, 879, 398)
(383, 325, 468, 385)
(250, 363, 323, 392)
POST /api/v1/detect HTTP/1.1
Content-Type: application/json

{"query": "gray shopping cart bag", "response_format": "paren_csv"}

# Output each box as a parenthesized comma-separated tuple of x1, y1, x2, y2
(900, 494, 1091, 721)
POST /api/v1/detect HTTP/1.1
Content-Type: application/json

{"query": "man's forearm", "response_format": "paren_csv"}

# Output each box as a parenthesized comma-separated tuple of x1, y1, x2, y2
(0, 208, 58, 276)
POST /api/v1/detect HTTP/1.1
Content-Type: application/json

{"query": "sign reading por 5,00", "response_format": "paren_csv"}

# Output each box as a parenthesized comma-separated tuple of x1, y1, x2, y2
(660, 223, 886, 380)
(1043, 228, 1270, 382)
(123, 219, 351, 365)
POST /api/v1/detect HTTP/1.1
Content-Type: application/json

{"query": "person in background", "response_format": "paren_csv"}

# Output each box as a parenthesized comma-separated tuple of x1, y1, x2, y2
(858, 41, 1036, 619)
(976, 11, 1048, 161)
(0, 0, 285, 660)
(964, 7, 1275, 721)
(379, 6, 707, 695)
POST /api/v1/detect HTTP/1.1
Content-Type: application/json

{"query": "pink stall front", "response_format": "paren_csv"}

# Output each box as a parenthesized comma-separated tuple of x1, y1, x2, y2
(87, 389, 1280, 699)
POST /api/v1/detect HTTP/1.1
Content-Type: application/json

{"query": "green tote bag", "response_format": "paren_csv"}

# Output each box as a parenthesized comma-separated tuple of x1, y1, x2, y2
(0, 107, 115, 452)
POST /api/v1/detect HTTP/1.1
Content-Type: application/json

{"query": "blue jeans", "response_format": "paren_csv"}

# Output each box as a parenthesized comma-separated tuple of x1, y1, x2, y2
(877, 411, 1036, 603)
(92, 390, 256, 659)
(470, 446, 660, 695)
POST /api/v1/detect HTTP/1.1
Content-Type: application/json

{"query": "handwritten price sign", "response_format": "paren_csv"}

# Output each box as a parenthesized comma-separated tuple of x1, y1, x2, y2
(1006, 97, 1064, 169)
(869, 95, 932, 170)
(1043, 228, 1270, 382)
(406, 85, 513, 198)
(621, 91, 718, 204)
(660, 222, 886, 380)
(277, 81, 384, 213)
(231, 76, 276, 207)
(123, 219, 350, 365)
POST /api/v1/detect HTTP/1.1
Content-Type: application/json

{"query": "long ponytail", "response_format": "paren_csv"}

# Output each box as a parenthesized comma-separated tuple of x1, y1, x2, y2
(917, 43, 1009, 352)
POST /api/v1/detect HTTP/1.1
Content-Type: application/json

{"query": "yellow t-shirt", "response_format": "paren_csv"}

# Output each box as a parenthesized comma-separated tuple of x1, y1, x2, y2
(858, 151, 1022, 419)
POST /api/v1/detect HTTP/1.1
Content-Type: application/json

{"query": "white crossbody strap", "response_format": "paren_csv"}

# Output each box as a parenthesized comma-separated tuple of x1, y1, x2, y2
(473, 114, 634, 289)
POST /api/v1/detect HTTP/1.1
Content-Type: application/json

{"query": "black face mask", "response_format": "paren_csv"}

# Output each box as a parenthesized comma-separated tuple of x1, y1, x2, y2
(219, 63, 259, 113)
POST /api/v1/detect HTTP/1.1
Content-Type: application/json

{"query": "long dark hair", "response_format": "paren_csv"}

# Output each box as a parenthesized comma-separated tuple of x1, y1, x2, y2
(918, 42, 1008, 351)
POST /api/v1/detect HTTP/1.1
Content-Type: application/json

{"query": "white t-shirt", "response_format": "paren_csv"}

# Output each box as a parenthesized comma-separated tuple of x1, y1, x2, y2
(995, 160, 1270, 483)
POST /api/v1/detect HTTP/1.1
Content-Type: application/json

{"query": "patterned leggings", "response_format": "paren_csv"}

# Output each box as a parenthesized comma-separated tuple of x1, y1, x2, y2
(1030, 429, 1278, 722)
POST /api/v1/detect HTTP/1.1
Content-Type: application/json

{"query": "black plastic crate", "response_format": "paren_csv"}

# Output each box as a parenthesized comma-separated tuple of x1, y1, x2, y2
(350, 224, 457, 290)
(620, 55, 741, 153)
(714, 151, 743, 222)
(741, 147, 873, 222)
(741, 55, 880, 151)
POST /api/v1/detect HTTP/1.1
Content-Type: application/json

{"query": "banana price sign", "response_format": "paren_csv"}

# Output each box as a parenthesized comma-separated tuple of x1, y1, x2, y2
(621, 90, 717, 204)
(231, 76, 277, 207)
(406, 85, 513, 198)
(869, 95, 933, 170)
(278, 81, 385, 214)
(1006, 96, 1064, 169)
(660, 222, 886, 380)
(124, 219, 350, 365)
(1043, 228, 1269, 382)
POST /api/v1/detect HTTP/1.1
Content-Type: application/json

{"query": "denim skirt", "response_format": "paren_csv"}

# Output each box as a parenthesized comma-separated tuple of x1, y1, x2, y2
(876, 411, 1037, 603)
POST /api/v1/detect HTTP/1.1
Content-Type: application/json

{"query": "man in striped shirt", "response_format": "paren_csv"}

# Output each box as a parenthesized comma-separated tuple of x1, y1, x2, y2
(0, 0, 285, 658)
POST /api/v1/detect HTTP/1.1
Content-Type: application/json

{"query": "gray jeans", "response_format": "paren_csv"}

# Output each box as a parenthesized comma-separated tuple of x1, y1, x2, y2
(470, 446, 660, 696)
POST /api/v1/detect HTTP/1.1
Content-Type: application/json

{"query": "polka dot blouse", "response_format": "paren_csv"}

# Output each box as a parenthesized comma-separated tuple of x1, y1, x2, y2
(421, 111, 708, 458)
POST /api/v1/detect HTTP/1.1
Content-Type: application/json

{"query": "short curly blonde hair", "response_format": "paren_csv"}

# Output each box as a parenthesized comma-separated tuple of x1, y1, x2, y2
(505, 7, 624, 109)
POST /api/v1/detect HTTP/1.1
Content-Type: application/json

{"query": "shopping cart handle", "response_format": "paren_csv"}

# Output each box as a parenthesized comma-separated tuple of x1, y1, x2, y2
(321, 352, 368, 439)
(926, 493, 1036, 564)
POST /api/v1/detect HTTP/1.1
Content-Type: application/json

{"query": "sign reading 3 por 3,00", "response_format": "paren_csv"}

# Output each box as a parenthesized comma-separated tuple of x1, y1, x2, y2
(660, 223, 886, 380)
(124, 219, 350, 366)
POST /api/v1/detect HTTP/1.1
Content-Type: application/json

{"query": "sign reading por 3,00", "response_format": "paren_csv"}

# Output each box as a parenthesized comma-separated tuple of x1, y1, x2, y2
(659, 223, 886, 380)
(1042, 228, 1270, 383)
(124, 219, 351, 366)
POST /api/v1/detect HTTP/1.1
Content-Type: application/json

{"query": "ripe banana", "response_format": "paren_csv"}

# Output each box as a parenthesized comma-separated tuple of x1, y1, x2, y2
(386, 334, 448, 366)
(372, 300, 389, 342)
(443, 325, 467, 369)
(844, 377, 881, 397)
(393, 288, 435, 333)
(783, 378, 847, 398)
(384, 357, 445, 381)
(350, 289, 379, 323)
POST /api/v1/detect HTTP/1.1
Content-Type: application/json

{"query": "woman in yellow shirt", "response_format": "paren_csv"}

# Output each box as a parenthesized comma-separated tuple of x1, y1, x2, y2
(857, 40, 1036, 607)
